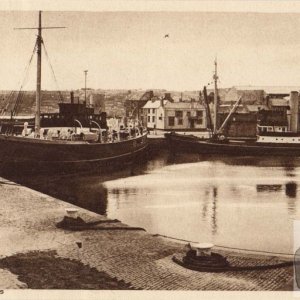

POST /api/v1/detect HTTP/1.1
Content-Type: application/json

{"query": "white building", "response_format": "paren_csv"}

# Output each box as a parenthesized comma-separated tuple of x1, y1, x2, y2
(143, 99, 207, 131)
(143, 99, 168, 130)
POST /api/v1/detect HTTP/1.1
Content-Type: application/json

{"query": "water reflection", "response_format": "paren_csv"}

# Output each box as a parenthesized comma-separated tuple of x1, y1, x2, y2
(284, 166, 296, 177)
(103, 153, 300, 253)
(286, 182, 297, 216)
(16, 175, 110, 215)
(200, 186, 218, 236)
(256, 184, 282, 192)
(4, 149, 300, 253)
(211, 186, 218, 235)
(286, 182, 297, 198)
(202, 189, 209, 219)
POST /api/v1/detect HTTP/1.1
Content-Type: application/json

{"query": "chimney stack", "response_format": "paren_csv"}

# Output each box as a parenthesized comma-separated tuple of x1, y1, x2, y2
(164, 93, 171, 101)
(289, 91, 299, 133)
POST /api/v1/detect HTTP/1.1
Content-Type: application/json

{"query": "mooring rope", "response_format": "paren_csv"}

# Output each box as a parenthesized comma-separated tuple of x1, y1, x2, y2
(172, 256, 294, 272)
(154, 233, 298, 257)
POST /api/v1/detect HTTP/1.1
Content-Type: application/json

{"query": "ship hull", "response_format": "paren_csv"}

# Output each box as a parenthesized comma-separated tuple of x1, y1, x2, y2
(0, 133, 148, 175)
(165, 133, 300, 156)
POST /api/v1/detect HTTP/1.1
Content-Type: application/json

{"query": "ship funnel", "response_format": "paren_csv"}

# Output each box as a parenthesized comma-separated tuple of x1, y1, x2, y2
(70, 91, 74, 104)
(289, 91, 299, 133)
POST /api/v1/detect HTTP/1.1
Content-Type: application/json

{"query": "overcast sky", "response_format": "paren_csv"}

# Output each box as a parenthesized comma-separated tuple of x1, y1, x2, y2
(2, 9, 300, 91)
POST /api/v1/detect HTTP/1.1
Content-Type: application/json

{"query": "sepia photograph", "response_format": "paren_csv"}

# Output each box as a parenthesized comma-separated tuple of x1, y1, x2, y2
(0, 1, 299, 299)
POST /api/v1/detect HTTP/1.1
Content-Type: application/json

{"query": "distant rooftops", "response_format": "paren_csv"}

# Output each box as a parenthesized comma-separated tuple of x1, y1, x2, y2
(143, 100, 168, 109)
(233, 86, 300, 95)
(164, 101, 203, 109)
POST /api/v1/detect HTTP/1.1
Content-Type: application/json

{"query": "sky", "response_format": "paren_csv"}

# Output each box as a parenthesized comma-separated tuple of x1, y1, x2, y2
(2, 4, 300, 91)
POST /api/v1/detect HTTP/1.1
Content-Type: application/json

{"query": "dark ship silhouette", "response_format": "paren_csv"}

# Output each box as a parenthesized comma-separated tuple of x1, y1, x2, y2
(0, 11, 148, 175)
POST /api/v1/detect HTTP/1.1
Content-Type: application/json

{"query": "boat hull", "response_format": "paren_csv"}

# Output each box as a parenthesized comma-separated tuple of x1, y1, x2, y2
(0, 133, 148, 175)
(165, 133, 300, 156)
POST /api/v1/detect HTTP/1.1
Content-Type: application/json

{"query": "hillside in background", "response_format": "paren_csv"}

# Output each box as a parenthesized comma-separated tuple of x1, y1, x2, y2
(0, 89, 201, 118)
(0, 86, 297, 118)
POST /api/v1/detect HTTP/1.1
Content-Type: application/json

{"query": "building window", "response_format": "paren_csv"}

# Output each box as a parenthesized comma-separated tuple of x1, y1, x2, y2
(178, 118, 183, 125)
(159, 116, 162, 120)
(148, 109, 150, 114)
(186, 111, 191, 117)
(175, 110, 183, 118)
(168, 117, 175, 126)
(152, 116, 155, 122)
(196, 110, 203, 118)
(196, 111, 203, 124)
(148, 116, 150, 122)
(152, 108, 155, 114)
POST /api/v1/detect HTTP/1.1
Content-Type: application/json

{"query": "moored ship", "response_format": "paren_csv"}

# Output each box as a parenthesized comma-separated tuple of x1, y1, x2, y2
(165, 61, 300, 156)
(0, 11, 148, 175)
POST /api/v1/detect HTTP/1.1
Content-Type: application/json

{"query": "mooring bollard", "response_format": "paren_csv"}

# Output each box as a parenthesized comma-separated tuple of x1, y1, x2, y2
(192, 242, 214, 256)
(65, 208, 79, 219)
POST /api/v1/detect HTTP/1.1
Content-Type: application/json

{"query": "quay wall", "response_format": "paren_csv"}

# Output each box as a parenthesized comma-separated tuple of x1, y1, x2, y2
(0, 178, 294, 291)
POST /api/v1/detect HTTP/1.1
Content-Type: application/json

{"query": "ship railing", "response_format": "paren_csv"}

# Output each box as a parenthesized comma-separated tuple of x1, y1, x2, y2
(90, 120, 102, 143)
(18, 124, 147, 143)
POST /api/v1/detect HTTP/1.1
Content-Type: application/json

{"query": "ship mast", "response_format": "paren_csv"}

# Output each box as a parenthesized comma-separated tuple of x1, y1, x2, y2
(35, 11, 42, 136)
(213, 58, 219, 134)
(14, 11, 65, 137)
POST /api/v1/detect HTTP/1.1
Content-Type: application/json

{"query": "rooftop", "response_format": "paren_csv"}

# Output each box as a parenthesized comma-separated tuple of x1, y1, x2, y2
(234, 86, 300, 94)
(269, 98, 289, 107)
(164, 101, 204, 109)
(143, 100, 168, 109)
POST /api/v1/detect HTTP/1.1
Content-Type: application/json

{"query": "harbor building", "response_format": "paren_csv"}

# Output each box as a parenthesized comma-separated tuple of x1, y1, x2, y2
(224, 87, 265, 105)
(125, 90, 155, 123)
(143, 99, 168, 130)
(143, 97, 207, 132)
(163, 101, 207, 131)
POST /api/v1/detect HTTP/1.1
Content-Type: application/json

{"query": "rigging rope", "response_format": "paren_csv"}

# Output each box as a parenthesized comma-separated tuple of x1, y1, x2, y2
(11, 38, 65, 116)
(41, 39, 64, 103)
(3, 90, 15, 116)
(12, 41, 37, 116)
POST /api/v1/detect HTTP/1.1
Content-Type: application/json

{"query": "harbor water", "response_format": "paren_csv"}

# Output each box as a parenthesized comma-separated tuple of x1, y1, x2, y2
(10, 149, 300, 254)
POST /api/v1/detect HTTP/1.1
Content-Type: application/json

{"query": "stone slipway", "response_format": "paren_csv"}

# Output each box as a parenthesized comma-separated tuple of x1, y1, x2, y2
(0, 177, 294, 290)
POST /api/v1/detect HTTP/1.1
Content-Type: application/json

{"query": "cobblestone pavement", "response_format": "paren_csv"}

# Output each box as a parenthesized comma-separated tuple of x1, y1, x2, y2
(0, 178, 294, 290)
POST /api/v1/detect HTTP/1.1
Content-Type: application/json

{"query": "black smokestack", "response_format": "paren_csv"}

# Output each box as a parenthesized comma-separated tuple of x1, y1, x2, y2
(70, 91, 74, 104)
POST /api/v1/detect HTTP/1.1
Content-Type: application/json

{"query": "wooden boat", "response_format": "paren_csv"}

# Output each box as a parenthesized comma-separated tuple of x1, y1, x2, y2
(0, 11, 148, 175)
